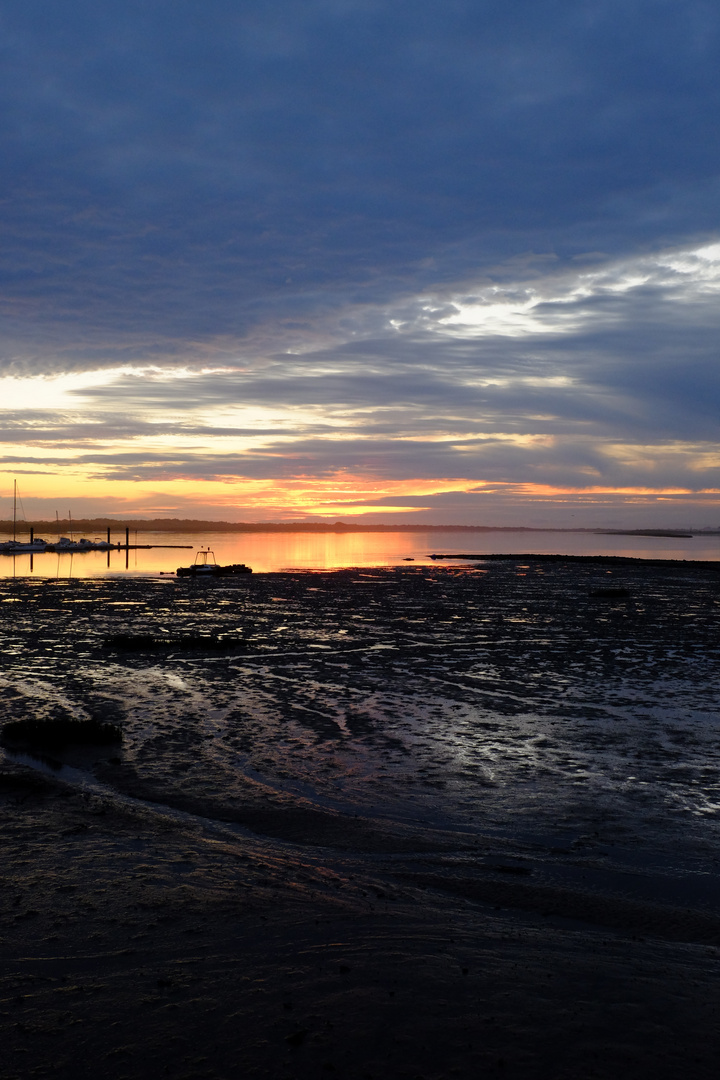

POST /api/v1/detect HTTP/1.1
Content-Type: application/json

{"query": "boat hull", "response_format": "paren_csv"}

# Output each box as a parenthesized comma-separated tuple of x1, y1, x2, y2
(0, 541, 49, 554)
(176, 563, 252, 577)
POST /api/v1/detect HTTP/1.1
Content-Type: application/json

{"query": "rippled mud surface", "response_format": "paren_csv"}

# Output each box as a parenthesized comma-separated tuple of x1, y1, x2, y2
(2, 561, 720, 870)
(3, 561, 720, 1078)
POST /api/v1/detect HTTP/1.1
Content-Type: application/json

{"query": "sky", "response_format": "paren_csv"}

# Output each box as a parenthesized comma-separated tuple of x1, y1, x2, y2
(1, 0, 719, 527)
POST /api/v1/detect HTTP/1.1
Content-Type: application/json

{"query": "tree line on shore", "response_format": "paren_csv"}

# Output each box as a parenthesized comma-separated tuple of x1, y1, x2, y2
(0, 519, 565, 535)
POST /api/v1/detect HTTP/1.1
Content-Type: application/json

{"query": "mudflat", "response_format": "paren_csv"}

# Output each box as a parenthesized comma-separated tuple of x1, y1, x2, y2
(1, 562, 719, 1078)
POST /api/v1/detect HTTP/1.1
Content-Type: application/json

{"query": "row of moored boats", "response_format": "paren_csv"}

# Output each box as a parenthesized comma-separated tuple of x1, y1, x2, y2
(0, 537, 252, 575)
(0, 536, 114, 554)
(2, 479, 253, 573)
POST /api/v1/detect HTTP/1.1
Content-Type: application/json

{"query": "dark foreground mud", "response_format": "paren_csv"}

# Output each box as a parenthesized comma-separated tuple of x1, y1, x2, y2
(1, 562, 720, 1078)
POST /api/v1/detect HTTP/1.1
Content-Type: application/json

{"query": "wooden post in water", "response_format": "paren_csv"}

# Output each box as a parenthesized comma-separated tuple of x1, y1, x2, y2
(107, 527, 111, 546)
(125, 527, 129, 549)
(30, 527, 33, 543)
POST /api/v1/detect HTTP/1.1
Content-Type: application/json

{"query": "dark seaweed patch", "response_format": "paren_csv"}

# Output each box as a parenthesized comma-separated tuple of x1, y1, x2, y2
(0, 766, 56, 793)
(1, 717, 122, 749)
(105, 633, 159, 651)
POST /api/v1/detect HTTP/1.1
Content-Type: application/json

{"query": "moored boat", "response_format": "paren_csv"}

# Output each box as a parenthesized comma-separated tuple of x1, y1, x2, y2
(0, 538, 49, 554)
(177, 549, 252, 577)
(0, 480, 48, 554)
(44, 537, 112, 552)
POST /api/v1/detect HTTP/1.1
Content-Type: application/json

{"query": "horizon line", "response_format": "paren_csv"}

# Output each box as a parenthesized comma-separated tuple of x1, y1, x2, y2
(0, 518, 712, 535)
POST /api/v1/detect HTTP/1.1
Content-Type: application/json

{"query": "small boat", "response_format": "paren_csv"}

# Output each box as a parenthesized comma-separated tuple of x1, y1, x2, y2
(48, 536, 76, 550)
(0, 538, 49, 554)
(44, 536, 113, 553)
(176, 549, 252, 577)
(0, 481, 49, 554)
(70, 537, 112, 550)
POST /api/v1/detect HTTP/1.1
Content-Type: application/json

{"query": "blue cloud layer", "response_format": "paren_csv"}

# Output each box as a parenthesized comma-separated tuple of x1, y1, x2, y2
(1, 0, 719, 364)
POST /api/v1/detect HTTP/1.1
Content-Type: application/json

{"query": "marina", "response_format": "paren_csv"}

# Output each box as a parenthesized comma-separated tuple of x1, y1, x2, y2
(0, 526, 193, 555)
(0, 483, 193, 558)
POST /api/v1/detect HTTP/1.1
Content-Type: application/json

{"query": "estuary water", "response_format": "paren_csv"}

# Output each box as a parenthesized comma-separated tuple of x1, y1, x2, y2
(0, 527, 718, 577)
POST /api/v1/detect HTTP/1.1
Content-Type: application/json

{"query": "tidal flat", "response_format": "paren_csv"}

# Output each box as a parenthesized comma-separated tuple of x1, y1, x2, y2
(1, 561, 720, 1078)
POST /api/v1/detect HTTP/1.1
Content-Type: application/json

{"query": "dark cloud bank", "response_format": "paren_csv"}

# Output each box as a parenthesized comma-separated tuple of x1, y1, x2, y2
(1, 0, 719, 360)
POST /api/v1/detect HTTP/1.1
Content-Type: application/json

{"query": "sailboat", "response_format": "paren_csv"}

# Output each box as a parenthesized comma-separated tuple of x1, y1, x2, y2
(0, 481, 49, 554)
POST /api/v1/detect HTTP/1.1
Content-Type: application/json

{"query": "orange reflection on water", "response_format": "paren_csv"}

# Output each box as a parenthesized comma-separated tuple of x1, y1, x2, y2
(0, 528, 717, 578)
(0, 530, 440, 578)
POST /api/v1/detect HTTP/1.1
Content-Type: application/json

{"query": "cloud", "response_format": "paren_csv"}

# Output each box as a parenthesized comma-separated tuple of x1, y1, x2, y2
(0, 1, 719, 374)
(1, 3, 720, 525)
(1, 240, 718, 501)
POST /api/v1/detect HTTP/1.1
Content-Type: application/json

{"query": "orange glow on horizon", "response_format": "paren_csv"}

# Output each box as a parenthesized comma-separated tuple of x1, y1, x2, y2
(1, 467, 719, 520)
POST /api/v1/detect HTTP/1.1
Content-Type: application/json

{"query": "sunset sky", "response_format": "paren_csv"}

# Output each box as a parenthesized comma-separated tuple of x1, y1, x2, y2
(1, 1, 720, 526)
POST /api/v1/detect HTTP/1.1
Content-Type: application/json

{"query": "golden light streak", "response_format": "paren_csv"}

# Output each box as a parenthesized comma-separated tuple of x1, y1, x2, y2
(511, 485, 720, 496)
(2, 463, 719, 522)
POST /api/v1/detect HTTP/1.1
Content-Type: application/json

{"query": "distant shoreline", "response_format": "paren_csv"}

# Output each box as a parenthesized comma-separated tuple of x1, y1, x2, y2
(1, 519, 717, 536)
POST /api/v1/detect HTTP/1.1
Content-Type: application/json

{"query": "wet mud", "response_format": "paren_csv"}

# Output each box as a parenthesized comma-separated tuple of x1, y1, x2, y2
(1, 562, 720, 1077)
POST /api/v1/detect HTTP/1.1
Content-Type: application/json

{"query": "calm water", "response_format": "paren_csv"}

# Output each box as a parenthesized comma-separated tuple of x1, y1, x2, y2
(0, 528, 718, 577)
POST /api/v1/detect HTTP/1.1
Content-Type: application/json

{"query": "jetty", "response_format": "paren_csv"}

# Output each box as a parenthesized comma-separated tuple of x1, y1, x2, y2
(0, 526, 192, 556)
